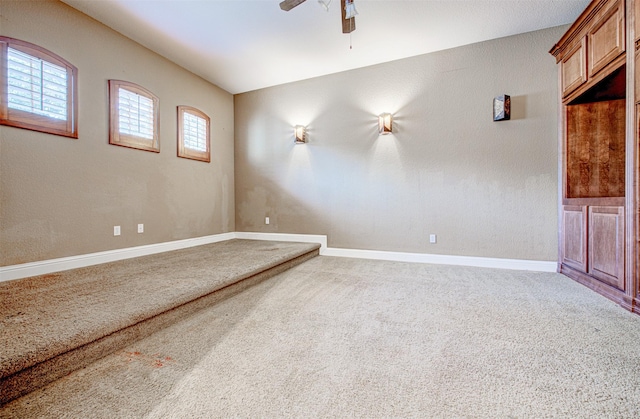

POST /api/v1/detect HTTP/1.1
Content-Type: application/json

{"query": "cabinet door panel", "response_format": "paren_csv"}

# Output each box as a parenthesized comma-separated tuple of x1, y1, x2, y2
(563, 205, 588, 272)
(636, 0, 640, 44)
(636, 52, 640, 102)
(565, 99, 626, 199)
(561, 38, 587, 97)
(589, 206, 625, 289)
(589, 0, 625, 78)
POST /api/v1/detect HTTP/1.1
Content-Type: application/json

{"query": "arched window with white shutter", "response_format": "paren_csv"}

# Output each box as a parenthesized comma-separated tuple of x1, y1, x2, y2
(177, 105, 210, 163)
(108, 80, 159, 152)
(0, 37, 78, 138)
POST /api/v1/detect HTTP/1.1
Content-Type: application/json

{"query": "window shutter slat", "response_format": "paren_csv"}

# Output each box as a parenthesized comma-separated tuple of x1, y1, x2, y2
(117, 87, 155, 140)
(6, 47, 68, 121)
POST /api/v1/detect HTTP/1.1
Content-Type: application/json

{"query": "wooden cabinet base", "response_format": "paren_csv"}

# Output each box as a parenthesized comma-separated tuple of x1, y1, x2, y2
(560, 263, 635, 312)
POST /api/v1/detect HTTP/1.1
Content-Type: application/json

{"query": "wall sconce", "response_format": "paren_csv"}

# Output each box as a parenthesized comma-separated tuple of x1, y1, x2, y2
(294, 125, 306, 143)
(493, 95, 510, 121)
(378, 113, 392, 135)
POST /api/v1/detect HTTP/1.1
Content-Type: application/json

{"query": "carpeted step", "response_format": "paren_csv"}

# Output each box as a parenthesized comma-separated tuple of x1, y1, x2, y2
(0, 239, 320, 405)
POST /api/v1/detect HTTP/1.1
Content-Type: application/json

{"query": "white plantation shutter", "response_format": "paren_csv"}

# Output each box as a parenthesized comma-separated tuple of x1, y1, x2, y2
(182, 111, 207, 152)
(0, 37, 77, 138)
(7, 47, 68, 121)
(108, 80, 159, 152)
(177, 106, 210, 162)
(118, 88, 154, 139)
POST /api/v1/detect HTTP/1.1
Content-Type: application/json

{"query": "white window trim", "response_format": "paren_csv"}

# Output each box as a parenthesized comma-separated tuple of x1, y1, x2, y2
(109, 80, 159, 153)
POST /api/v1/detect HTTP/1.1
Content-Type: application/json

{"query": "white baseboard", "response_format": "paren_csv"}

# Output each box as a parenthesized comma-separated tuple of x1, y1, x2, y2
(0, 232, 235, 282)
(322, 247, 557, 272)
(234, 232, 555, 272)
(0, 231, 555, 282)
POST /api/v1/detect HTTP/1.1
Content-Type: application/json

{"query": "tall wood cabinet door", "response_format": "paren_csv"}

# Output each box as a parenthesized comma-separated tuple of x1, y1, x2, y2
(561, 38, 588, 97)
(589, 206, 625, 289)
(636, 0, 640, 102)
(637, 106, 640, 303)
(588, 0, 625, 78)
(562, 205, 588, 272)
(636, 51, 640, 101)
(636, 0, 640, 44)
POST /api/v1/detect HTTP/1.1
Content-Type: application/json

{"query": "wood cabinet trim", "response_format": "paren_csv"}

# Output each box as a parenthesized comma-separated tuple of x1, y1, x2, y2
(560, 263, 634, 309)
(626, 28, 638, 307)
(563, 197, 626, 206)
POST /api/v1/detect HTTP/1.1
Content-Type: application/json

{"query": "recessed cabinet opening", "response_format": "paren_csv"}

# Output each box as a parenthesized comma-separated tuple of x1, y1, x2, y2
(565, 66, 626, 199)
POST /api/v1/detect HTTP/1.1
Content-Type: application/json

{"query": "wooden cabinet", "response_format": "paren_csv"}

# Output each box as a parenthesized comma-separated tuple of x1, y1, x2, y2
(552, 0, 626, 101)
(588, 0, 625, 78)
(588, 206, 625, 289)
(635, 0, 640, 101)
(636, 0, 640, 43)
(636, 106, 640, 307)
(561, 39, 588, 97)
(565, 99, 626, 198)
(635, 52, 640, 99)
(636, 0, 640, 310)
(562, 206, 588, 271)
(561, 205, 625, 291)
(551, 0, 638, 314)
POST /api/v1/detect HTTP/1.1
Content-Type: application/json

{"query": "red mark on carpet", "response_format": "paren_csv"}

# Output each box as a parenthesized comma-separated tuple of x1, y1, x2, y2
(120, 350, 175, 369)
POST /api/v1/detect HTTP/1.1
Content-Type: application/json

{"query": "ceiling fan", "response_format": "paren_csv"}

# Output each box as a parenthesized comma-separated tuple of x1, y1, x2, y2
(279, 0, 357, 34)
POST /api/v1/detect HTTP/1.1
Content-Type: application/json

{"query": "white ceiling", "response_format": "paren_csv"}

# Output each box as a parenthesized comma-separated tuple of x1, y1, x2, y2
(61, 0, 590, 94)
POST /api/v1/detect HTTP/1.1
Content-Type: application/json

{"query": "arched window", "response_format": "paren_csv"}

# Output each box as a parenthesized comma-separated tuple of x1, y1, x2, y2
(177, 106, 210, 162)
(109, 80, 160, 152)
(0, 37, 78, 138)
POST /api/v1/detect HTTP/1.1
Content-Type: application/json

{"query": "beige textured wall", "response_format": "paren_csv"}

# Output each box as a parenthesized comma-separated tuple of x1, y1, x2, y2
(235, 27, 564, 261)
(0, 0, 234, 266)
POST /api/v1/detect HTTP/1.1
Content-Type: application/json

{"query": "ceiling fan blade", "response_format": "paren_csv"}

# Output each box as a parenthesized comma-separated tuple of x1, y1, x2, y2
(341, 0, 356, 33)
(280, 0, 307, 11)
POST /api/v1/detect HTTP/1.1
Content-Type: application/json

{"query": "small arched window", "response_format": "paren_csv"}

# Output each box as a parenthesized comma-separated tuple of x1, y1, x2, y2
(0, 37, 78, 138)
(177, 106, 210, 162)
(109, 80, 160, 153)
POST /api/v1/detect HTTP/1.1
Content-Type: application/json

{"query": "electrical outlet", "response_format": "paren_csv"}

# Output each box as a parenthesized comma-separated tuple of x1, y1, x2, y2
(265, 217, 270, 225)
(429, 234, 437, 244)
(114, 226, 121, 236)
(137, 224, 144, 233)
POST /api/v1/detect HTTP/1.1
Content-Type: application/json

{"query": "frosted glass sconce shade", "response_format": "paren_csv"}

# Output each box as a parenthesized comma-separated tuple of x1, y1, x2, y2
(318, 0, 332, 11)
(379, 113, 392, 135)
(345, 0, 358, 19)
(493, 94, 510, 121)
(294, 125, 306, 143)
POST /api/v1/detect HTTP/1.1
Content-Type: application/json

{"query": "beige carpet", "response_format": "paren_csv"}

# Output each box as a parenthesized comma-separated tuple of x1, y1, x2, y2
(2, 256, 640, 418)
(0, 239, 320, 402)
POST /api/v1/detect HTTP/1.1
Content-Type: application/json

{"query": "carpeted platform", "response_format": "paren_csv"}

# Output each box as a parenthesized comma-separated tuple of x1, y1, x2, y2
(0, 239, 321, 404)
